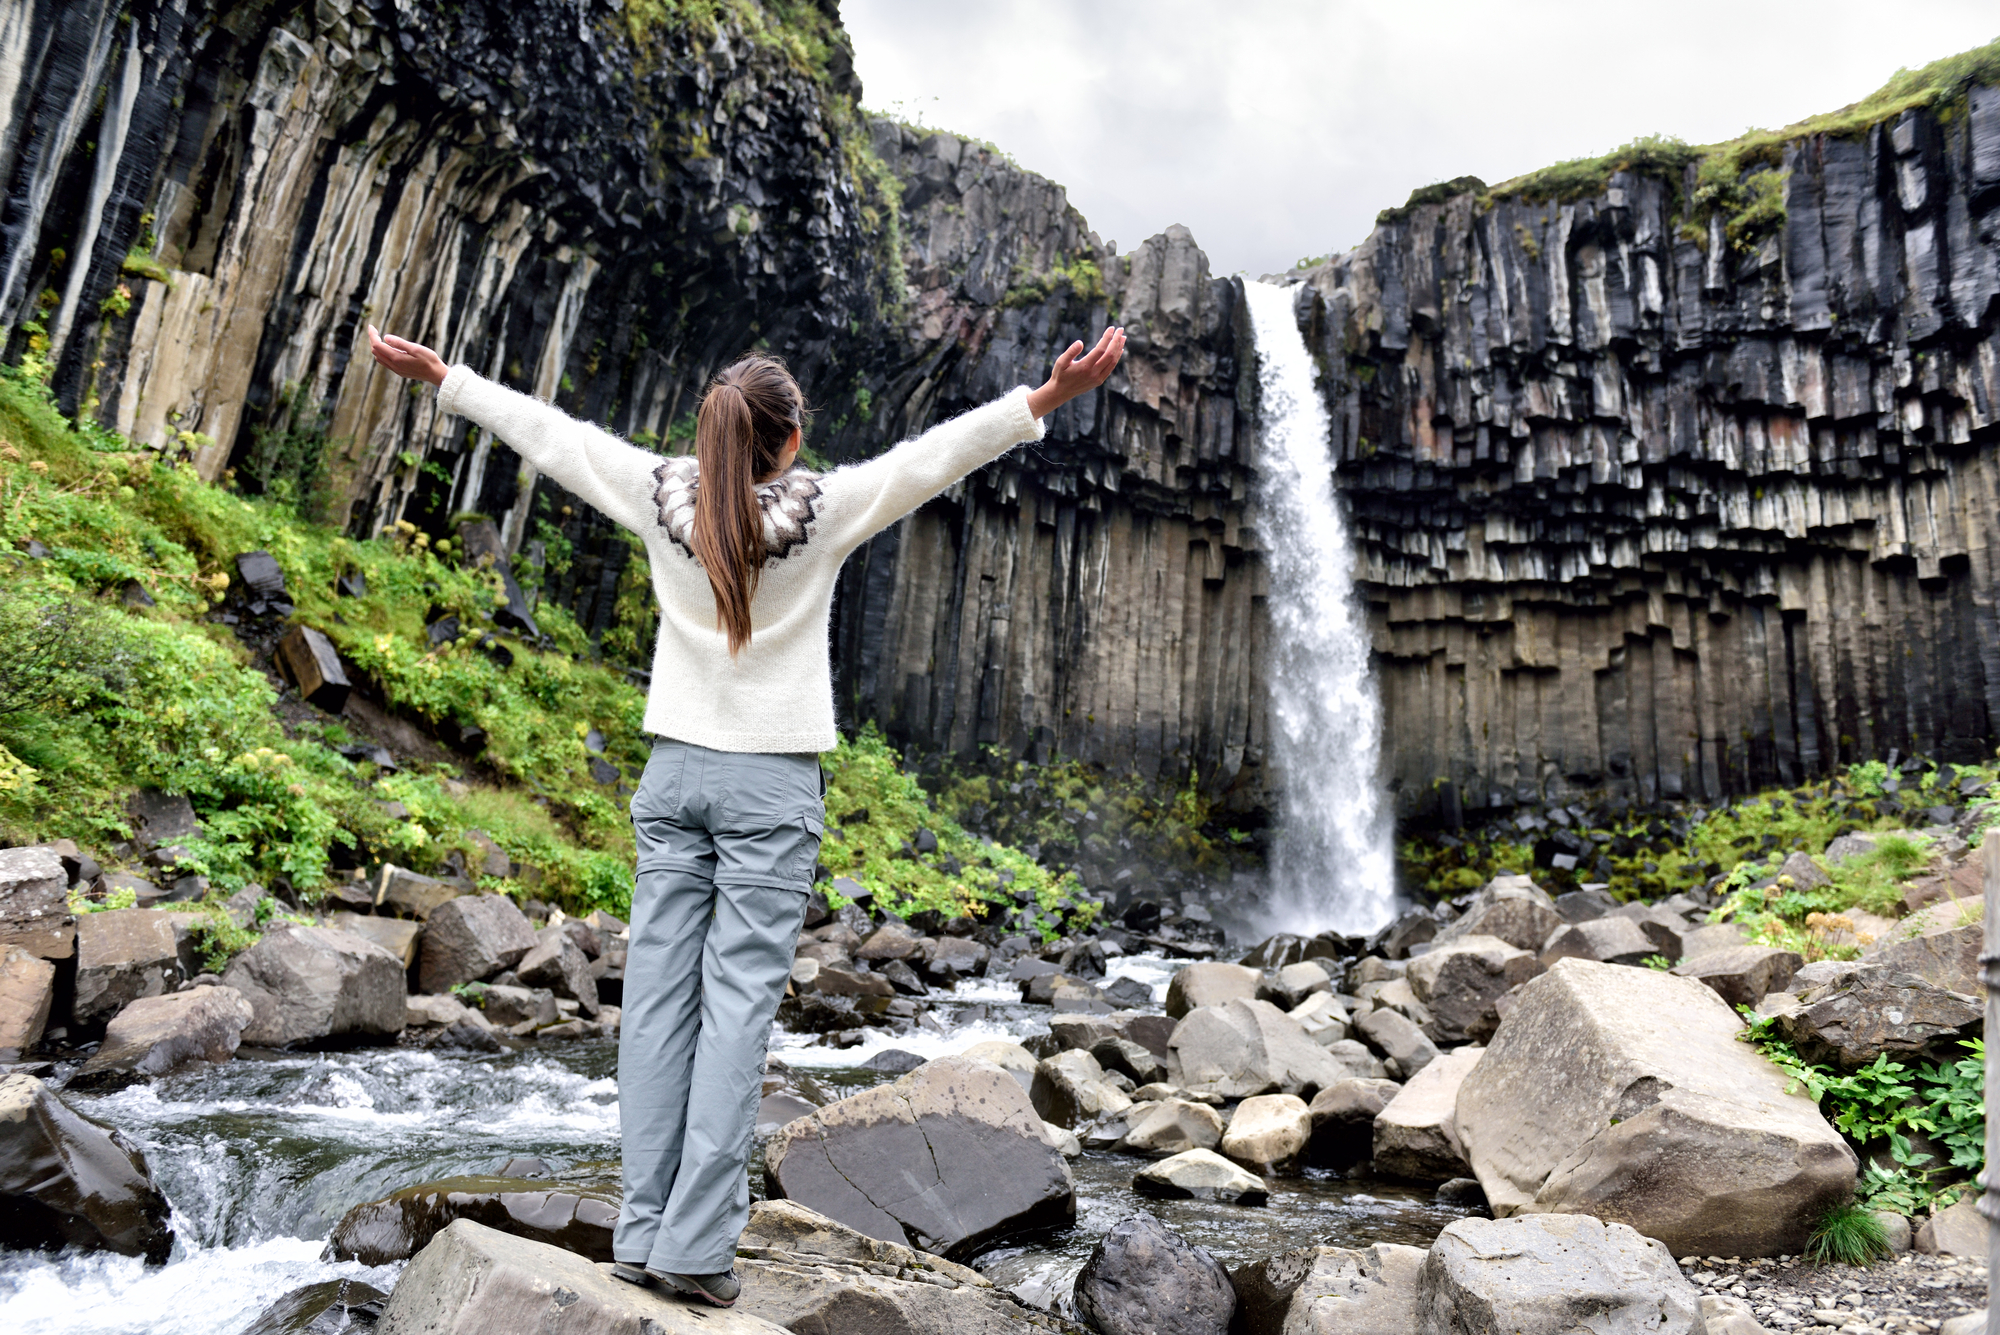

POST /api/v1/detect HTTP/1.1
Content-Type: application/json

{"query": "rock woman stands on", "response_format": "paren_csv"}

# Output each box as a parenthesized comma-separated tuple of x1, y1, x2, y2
(366, 322, 1127, 1306)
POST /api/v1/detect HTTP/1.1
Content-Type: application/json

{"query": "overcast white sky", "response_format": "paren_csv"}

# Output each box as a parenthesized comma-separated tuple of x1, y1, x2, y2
(839, 0, 1998, 277)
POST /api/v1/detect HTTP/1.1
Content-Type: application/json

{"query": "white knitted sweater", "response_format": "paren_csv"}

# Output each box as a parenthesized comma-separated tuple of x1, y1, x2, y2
(435, 366, 1046, 753)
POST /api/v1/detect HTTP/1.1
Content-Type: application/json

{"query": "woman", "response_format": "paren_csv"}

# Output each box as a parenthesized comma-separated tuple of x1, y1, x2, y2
(366, 321, 1126, 1306)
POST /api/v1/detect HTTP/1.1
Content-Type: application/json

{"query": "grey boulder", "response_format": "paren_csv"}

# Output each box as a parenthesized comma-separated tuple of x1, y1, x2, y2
(1117, 1099, 1225, 1157)
(70, 986, 254, 1090)
(0, 946, 55, 1060)
(1670, 944, 1803, 1007)
(1538, 915, 1657, 968)
(324, 1175, 619, 1264)
(374, 1219, 782, 1334)
(0, 1074, 172, 1260)
(1373, 1045, 1482, 1182)
(0, 845, 72, 960)
(1404, 935, 1537, 1044)
(1306, 1077, 1402, 1168)
(72, 908, 204, 1024)
(1257, 960, 1332, 1010)
(1132, 1148, 1267, 1204)
(1431, 875, 1561, 953)
(418, 894, 536, 993)
(1166, 961, 1261, 1018)
(1760, 962, 1981, 1068)
(238, 1278, 387, 1334)
(1454, 958, 1854, 1256)
(764, 1054, 1075, 1259)
(1228, 1242, 1425, 1335)
(1074, 1211, 1234, 1335)
(1420, 1213, 1701, 1335)
(327, 912, 423, 968)
(1030, 1048, 1133, 1128)
(1166, 998, 1350, 1098)
(1352, 1005, 1439, 1077)
(374, 865, 464, 920)
(516, 923, 601, 1017)
(222, 925, 406, 1048)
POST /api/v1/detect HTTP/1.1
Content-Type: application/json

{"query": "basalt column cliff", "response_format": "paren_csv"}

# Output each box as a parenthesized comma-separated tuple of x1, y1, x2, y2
(1298, 86, 2000, 818)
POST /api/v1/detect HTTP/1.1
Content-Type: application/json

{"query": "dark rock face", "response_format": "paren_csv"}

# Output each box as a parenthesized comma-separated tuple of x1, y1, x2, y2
(69, 985, 254, 1091)
(0, 1074, 173, 1261)
(221, 925, 406, 1047)
(418, 896, 536, 994)
(72, 909, 205, 1025)
(1074, 1212, 1235, 1335)
(321, 1175, 619, 1265)
(237, 1278, 387, 1335)
(1762, 963, 1982, 1067)
(764, 1054, 1076, 1260)
(514, 924, 600, 1017)
(0, 846, 73, 961)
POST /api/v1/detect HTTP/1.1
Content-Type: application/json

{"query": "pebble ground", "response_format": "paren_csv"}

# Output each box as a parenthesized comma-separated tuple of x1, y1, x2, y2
(1678, 1252, 1986, 1332)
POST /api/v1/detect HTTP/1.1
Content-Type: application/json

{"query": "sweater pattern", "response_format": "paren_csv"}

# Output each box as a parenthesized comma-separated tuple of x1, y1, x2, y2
(650, 457, 825, 564)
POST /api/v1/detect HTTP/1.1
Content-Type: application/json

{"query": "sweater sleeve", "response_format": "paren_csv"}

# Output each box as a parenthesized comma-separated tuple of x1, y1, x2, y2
(816, 387, 1045, 556)
(436, 365, 660, 536)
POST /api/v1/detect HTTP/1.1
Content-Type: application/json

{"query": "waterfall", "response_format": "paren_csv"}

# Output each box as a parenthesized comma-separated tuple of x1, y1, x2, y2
(1244, 280, 1397, 936)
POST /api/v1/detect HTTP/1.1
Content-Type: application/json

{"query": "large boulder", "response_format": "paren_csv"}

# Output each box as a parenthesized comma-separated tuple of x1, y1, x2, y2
(515, 924, 600, 1017)
(1759, 962, 1982, 1068)
(1418, 1214, 1703, 1335)
(222, 925, 406, 1048)
(1074, 1211, 1234, 1335)
(1610, 903, 1688, 958)
(1373, 1045, 1482, 1182)
(0, 1074, 173, 1260)
(1132, 1148, 1267, 1205)
(1431, 875, 1561, 954)
(1166, 998, 1351, 1098)
(0, 845, 72, 959)
(1404, 935, 1537, 1044)
(764, 1054, 1075, 1260)
(1306, 1078, 1402, 1168)
(324, 1175, 619, 1264)
(0, 946, 54, 1060)
(1030, 1048, 1133, 1128)
(1227, 1242, 1424, 1335)
(1867, 920, 1983, 996)
(70, 986, 254, 1090)
(418, 895, 535, 993)
(1916, 1196, 1989, 1257)
(1166, 961, 1261, 1018)
(1287, 992, 1351, 1047)
(1258, 961, 1333, 1010)
(1221, 1094, 1312, 1175)
(374, 865, 464, 920)
(1669, 944, 1803, 1007)
(1117, 1099, 1225, 1157)
(237, 1279, 387, 1335)
(1537, 916, 1656, 968)
(374, 1219, 783, 1334)
(1678, 922, 1750, 959)
(328, 912, 423, 968)
(735, 1199, 1056, 1334)
(72, 908, 204, 1025)
(1352, 1006, 1438, 1077)
(1454, 958, 1855, 1256)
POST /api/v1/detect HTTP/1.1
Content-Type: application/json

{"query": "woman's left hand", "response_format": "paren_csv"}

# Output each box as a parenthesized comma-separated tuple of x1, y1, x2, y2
(1026, 326, 1126, 419)
(367, 325, 449, 387)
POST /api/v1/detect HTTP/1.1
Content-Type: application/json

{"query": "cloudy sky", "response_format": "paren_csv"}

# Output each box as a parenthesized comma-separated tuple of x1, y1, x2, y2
(839, 0, 1997, 277)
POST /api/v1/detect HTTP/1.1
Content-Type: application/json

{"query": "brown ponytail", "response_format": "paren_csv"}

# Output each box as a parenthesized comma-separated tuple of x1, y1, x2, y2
(691, 354, 806, 654)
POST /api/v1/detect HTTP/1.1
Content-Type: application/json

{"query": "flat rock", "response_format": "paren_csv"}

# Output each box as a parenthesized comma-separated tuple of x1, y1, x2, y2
(1763, 962, 1982, 1068)
(1352, 1006, 1438, 1077)
(374, 865, 463, 920)
(0, 1073, 172, 1261)
(72, 908, 204, 1025)
(1117, 1099, 1224, 1157)
(1166, 997, 1351, 1098)
(374, 1219, 783, 1334)
(1454, 958, 1855, 1256)
(70, 986, 254, 1090)
(1404, 935, 1537, 1045)
(1373, 1045, 1481, 1182)
(418, 895, 535, 994)
(328, 912, 423, 969)
(1306, 1078, 1402, 1168)
(1133, 1148, 1267, 1205)
(1431, 875, 1561, 954)
(324, 1175, 619, 1264)
(764, 1053, 1075, 1259)
(1419, 1214, 1702, 1335)
(1166, 961, 1260, 1018)
(1670, 944, 1803, 1007)
(0, 845, 72, 960)
(222, 925, 406, 1048)
(1916, 1196, 1989, 1257)
(0, 946, 55, 1061)
(1074, 1211, 1234, 1335)
(1228, 1242, 1425, 1335)
(516, 924, 600, 1016)
(238, 1278, 388, 1335)
(1538, 915, 1656, 967)
(1031, 1048, 1132, 1128)
(1221, 1094, 1312, 1175)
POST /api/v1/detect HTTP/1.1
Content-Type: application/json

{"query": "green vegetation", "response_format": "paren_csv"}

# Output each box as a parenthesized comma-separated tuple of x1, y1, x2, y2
(1805, 1202, 1892, 1267)
(1462, 38, 2000, 252)
(1003, 252, 1108, 310)
(1748, 1022, 1984, 1217)
(1375, 175, 1489, 226)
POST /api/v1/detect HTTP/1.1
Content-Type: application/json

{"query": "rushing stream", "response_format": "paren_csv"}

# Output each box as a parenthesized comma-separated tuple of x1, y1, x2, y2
(1243, 281, 1397, 938)
(0, 955, 1469, 1333)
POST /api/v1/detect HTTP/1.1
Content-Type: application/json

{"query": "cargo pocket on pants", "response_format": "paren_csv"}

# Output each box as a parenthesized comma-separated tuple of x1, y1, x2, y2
(792, 814, 824, 884)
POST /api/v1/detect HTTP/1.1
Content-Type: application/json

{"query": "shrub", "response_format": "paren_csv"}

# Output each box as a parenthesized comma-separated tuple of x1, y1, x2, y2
(1804, 1202, 1890, 1266)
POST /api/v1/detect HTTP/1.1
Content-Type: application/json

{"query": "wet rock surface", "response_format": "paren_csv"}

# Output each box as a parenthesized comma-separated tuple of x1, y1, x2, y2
(238, 1278, 389, 1334)
(323, 1174, 620, 1264)
(0, 1073, 172, 1261)
(1073, 1211, 1234, 1335)
(69, 985, 255, 1091)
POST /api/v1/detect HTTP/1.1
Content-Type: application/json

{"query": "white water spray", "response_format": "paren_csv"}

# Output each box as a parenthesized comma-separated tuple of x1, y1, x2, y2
(1244, 281, 1396, 936)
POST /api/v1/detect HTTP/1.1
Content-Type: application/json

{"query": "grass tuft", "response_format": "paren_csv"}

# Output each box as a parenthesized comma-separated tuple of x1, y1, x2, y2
(1804, 1201, 1892, 1267)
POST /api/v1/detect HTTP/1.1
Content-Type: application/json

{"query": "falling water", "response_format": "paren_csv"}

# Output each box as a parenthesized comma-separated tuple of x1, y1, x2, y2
(1244, 281, 1396, 936)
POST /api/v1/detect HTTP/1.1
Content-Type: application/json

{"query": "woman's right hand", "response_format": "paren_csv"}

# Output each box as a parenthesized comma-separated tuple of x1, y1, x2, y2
(367, 324, 449, 387)
(1026, 326, 1126, 419)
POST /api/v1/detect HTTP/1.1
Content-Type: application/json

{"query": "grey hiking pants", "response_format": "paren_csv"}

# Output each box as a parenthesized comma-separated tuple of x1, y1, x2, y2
(615, 737, 824, 1273)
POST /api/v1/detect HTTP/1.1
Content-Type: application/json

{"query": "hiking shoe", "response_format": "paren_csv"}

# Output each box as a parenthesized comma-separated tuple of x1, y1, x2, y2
(649, 1268, 741, 1307)
(609, 1262, 652, 1287)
